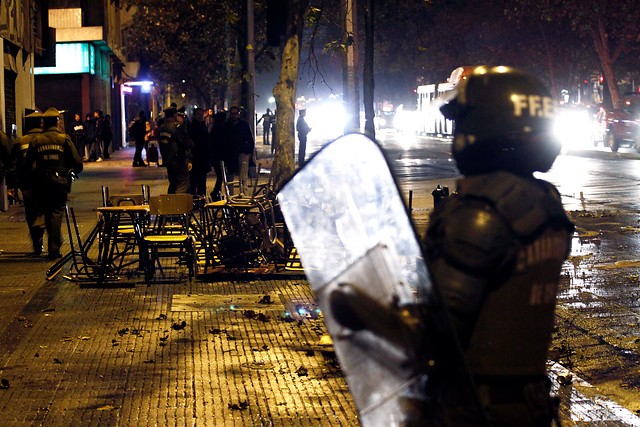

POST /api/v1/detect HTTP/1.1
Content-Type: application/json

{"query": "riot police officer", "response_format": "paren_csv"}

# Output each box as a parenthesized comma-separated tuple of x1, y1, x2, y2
(421, 66, 574, 426)
(325, 67, 573, 426)
(157, 106, 193, 194)
(10, 111, 44, 254)
(24, 107, 83, 259)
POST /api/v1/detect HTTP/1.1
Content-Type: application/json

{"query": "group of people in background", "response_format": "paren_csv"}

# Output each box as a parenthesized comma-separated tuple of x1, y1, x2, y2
(130, 105, 258, 200)
(70, 110, 113, 163)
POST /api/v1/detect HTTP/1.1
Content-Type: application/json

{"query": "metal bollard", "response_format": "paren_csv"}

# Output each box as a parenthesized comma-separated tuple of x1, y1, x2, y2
(431, 185, 449, 208)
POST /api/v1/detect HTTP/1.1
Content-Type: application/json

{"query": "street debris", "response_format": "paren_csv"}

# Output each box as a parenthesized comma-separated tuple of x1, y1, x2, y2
(295, 365, 308, 377)
(258, 295, 273, 304)
(228, 400, 249, 411)
(171, 320, 187, 331)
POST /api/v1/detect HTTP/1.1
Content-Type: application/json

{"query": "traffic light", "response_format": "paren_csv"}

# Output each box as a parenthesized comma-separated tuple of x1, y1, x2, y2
(599, 75, 604, 84)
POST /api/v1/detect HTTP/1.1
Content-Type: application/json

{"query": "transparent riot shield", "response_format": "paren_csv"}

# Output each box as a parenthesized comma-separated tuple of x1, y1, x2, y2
(278, 134, 436, 426)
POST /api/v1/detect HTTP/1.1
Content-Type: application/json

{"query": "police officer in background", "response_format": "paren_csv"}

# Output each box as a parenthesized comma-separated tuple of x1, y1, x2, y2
(329, 67, 573, 426)
(24, 107, 83, 259)
(157, 106, 193, 194)
(9, 111, 44, 254)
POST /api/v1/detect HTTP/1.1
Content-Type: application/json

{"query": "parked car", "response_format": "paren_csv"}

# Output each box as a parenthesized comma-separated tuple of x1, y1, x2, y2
(605, 94, 640, 152)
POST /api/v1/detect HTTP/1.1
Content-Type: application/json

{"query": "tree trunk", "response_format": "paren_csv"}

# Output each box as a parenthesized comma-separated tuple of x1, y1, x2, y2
(272, 0, 308, 191)
(363, 0, 375, 138)
(591, 17, 620, 110)
(342, 0, 360, 133)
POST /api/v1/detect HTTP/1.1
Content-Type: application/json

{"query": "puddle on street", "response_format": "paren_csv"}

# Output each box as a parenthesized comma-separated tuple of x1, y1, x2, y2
(554, 226, 640, 423)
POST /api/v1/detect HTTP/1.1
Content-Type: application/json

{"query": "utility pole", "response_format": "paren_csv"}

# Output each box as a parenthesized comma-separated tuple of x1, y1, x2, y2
(342, 0, 360, 134)
(247, 0, 256, 137)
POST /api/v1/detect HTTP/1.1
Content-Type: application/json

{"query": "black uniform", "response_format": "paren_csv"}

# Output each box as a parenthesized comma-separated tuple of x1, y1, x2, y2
(158, 116, 193, 194)
(24, 120, 83, 258)
(423, 172, 573, 426)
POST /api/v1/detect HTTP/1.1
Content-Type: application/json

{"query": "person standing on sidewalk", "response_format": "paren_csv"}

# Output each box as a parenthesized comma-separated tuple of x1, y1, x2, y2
(92, 110, 105, 162)
(24, 107, 83, 259)
(83, 113, 94, 161)
(187, 107, 210, 196)
(209, 110, 227, 201)
(158, 106, 193, 194)
(9, 111, 43, 254)
(130, 111, 148, 167)
(69, 113, 86, 161)
(257, 108, 273, 145)
(222, 106, 254, 196)
(296, 109, 311, 167)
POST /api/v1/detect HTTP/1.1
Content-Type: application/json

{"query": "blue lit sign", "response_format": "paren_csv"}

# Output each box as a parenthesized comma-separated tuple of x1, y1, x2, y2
(34, 43, 95, 75)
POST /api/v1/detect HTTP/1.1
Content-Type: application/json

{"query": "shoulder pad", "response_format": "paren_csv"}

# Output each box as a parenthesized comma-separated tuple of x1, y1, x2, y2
(426, 198, 516, 276)
(456, 171, 572, 240)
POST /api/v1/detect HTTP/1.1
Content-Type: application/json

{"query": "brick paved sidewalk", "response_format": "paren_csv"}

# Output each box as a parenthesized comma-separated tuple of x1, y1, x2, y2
(0, 145, 637, 426)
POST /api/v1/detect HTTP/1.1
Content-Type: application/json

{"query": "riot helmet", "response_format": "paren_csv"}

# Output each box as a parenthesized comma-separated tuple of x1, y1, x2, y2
(440, 66, 560, 176)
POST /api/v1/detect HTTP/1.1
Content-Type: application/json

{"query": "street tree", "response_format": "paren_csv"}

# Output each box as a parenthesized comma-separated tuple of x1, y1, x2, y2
(507, 0, 640, 109)
(271, 0, 311, 190)
(120, 0, 233, 108)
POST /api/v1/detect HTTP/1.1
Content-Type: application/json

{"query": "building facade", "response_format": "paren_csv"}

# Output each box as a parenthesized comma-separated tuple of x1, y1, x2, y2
(0, 0, 44, 138)
(34, 0, 130, 152)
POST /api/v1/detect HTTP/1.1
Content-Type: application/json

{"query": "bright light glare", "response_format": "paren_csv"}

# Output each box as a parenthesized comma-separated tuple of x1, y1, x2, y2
(394, 105, 419, 134)
(305, 102, 346, 139)
(554, 107, 593, 150)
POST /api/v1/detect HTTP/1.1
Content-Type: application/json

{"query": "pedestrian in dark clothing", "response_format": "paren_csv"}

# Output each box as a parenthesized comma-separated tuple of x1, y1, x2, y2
(103, 114, 113, 159)
(91, 110, 105, 162)
(70, 113, 86, 160)
(296, 109, 311, 166)
(209, 110, 227, 201)
(130, 111, 148, 167)
(222, 106, 254, 196)
(188, 108, 211, 196)
(9, 112, 43, 254)
(158, 106, 193, 194)
(87, 110, 104, 162)
(83, 113, 94, 161)
(24, 107, 83, 258)
(257, 108, 274, 145)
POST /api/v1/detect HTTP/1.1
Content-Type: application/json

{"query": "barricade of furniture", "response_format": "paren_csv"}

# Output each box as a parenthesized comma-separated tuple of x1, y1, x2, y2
(201, 161, 292, 272)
